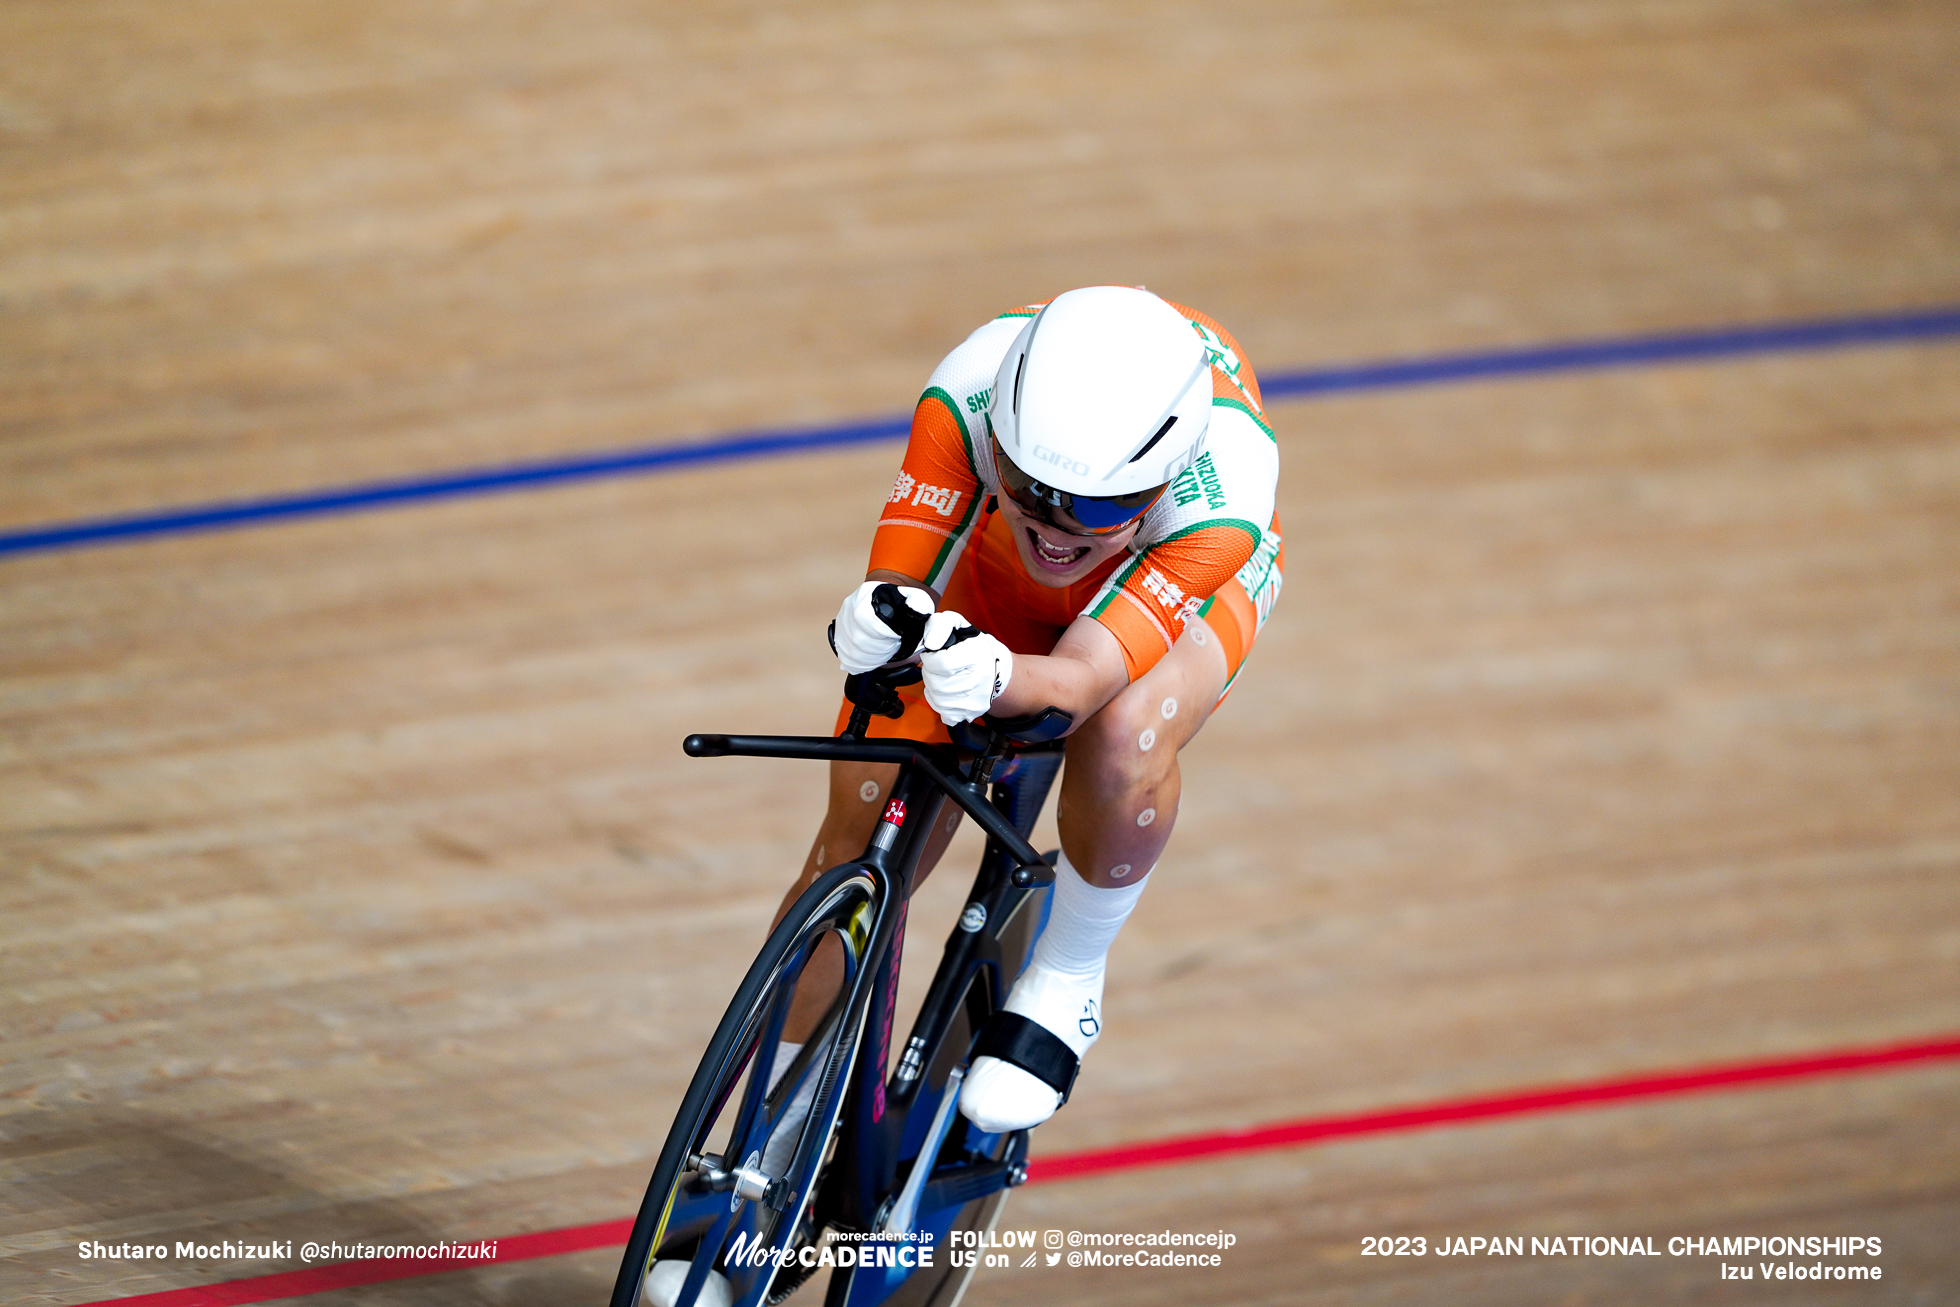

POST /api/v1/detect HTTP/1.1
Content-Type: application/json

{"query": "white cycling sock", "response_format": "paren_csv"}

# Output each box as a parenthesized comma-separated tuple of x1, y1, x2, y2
(959, 853, 1151, 1132)
(1027, 850, 1150, 985)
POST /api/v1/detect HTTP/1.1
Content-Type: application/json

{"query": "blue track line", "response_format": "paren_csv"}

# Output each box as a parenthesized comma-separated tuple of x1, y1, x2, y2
(1258, 302, 1960, 399)
(5, 303, 1958, 560)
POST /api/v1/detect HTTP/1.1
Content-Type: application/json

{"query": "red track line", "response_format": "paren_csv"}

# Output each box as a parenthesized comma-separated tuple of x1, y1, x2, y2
(1028, 1031, 1960, 1183)
(72, 1032, 1960, 1307)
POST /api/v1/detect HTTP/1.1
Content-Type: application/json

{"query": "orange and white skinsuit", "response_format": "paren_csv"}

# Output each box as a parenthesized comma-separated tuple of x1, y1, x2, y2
(839, 300, 1284, 741)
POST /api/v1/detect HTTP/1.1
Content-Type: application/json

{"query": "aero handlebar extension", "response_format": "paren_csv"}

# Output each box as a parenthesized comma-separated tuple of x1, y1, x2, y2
(682, 732, 1047, 873)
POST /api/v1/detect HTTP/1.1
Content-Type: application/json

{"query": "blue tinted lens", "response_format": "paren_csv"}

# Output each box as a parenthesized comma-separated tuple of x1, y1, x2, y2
(1065, 494, 1153, 530)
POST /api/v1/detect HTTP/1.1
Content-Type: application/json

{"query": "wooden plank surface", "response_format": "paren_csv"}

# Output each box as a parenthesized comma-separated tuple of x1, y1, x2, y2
(3, 2, 1958, 1303)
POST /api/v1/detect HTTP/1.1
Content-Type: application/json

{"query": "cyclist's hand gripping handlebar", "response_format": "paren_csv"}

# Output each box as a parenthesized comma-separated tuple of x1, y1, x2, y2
(869, 582, 931, 662)
(918, 610, 1014, 727)
(833, 583, 938, 732)
(828, 581, 933, 673)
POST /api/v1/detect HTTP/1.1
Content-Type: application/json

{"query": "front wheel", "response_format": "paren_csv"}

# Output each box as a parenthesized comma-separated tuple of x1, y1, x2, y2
(612, 864, 886, 1307)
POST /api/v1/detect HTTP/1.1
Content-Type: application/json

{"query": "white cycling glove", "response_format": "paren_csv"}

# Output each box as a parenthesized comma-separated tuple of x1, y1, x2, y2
(831, 581, 936, 674)
(919, 610, 1014, 726)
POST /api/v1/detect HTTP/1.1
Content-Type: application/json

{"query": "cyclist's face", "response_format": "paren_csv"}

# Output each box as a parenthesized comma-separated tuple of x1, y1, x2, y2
(996, 493, 1141, 587)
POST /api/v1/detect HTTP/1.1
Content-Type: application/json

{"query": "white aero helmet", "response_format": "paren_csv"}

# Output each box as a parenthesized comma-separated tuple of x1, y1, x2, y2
(986, 286, 1213, 536)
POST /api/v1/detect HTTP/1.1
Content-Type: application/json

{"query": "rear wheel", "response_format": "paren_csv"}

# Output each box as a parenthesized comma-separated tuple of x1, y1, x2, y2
(612, 864, 885, 1307)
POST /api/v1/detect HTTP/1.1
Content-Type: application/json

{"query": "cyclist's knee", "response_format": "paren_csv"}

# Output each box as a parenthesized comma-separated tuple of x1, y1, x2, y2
(1071, 688, 1179, 804)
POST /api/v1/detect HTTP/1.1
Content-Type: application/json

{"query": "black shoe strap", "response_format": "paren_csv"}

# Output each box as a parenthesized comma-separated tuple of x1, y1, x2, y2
(973, 1011, 1079, 1103)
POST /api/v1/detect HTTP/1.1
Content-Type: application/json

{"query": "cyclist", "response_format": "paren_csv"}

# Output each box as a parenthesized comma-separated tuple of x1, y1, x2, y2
(646, 286, 1281, 1305)
(786, 284, 1282, 1130)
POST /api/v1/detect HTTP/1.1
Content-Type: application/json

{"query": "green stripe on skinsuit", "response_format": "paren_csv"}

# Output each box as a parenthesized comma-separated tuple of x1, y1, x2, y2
(1091, 519, 1260, 621)
(1213, 395, 1276, 441)
(926, 495, 981, 589)
(1089, 554, 1147, 619)
(915, 388, 982, 587)
(1152, 517, 1264, 553)
(919, 386, 974, 459)
(1216, 659, 1246, 702)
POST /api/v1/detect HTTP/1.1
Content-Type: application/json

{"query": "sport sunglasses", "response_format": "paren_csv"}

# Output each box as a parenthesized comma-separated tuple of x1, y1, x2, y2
(990, 436, 1169, 537)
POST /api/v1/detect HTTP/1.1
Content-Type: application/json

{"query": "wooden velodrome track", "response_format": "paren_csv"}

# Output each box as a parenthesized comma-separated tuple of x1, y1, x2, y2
(4, 2, 1958, 1303)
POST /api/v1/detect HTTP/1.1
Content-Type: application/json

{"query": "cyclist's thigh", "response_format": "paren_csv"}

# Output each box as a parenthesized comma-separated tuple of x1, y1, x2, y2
(1196, 564, 1273, 711)
(1065, 570, 1270, 770)
(1068, 616, 1229, 772)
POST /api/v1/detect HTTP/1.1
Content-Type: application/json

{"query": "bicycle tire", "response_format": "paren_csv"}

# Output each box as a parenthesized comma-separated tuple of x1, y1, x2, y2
(612, 863, 887, 1307)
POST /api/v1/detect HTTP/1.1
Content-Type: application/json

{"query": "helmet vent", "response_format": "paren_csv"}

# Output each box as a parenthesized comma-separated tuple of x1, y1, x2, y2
(1012, 350, 1026, 415)
(1127, 415, 1177, 464)
(1103, 348, 1211, 481)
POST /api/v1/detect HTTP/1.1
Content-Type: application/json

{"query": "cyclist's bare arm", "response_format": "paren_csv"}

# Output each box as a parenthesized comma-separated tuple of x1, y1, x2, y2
(989, 616, 1126, 724)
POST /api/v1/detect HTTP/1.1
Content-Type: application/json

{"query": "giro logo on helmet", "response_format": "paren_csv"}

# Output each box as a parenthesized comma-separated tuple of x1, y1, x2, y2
(1032, 445, 1090, 477)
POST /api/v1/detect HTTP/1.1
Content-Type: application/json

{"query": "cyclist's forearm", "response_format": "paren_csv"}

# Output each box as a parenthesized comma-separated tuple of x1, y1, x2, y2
(991, 619, 1127, 723)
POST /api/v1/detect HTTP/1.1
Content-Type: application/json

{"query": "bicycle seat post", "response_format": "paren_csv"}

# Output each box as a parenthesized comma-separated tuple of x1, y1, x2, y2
(967, 729, 1009, 787)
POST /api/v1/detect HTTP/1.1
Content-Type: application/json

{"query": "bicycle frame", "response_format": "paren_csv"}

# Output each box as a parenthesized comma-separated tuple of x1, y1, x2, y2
(821, 748, 1061, 1257)
(622, 725, 1062, 1307)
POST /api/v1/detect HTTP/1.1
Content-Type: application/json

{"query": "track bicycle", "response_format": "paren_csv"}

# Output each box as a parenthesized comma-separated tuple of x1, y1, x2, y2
(610, 586, 1072, 1307)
